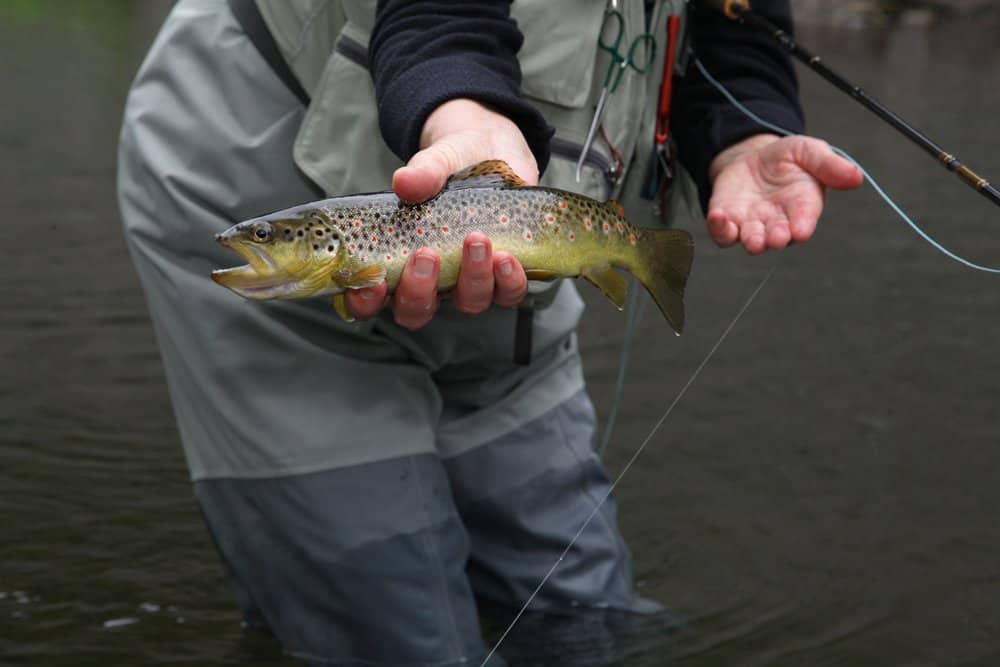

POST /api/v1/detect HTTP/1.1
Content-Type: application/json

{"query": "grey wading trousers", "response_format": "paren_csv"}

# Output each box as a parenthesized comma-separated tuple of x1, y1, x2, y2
(118, 1, 655, 664)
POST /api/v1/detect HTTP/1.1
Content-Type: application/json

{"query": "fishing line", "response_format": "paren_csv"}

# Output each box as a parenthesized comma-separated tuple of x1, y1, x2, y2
(480, 267, 776, 667)
(598, 282, 648, 457)
(693, 57, 1000, 275)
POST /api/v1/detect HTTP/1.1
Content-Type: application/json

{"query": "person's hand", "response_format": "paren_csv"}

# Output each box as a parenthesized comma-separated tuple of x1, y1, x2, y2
(706, 134, 864, 255)
(346, 98, 533, 329)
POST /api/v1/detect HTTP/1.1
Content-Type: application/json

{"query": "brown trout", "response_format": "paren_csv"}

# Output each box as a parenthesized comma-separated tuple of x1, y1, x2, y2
(212, 160, 694, 332)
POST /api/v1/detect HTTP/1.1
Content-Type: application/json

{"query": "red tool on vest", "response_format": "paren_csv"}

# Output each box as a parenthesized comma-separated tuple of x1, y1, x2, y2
(655, 15, 682, 150)
(641, 13, 682, 214)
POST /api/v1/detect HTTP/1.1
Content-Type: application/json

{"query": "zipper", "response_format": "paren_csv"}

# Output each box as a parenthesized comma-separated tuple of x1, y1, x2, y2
(337, 36, 617, 197)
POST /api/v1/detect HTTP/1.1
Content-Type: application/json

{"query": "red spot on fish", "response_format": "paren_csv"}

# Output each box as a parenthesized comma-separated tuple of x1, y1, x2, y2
(520, 202, 528, 209)
(616, 222, 624, 233)
(441, 226, 450, 233)
(386, 254, 392, 261)
(569, 233, 576, 241)
(524, 231, 533, 240)
(584, 219, 592, 229)
(500, 215, 509, 224)
(629, 234, 637, 245)
(468, 207, 476, 215)
(546, 215, 555, 223)
(603, 223, 611, 232)
(370, 235, 378, 242)
(416, 228, 424, 236)
(387, 227, 394, 234)
(401, 249, 409, 256)
(354, 220, 362, 228)
(559, 201, 567, 209)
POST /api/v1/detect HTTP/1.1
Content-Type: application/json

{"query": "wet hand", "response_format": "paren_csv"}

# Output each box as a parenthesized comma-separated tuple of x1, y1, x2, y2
(706, 134, 864, 255)
(345, 99, 533, 328)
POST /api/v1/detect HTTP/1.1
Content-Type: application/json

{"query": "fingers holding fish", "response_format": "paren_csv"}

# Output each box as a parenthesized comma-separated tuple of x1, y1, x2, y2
(492, 251, 527, 309)
(345, 283, 389, 321)
(454, 232, 495, 315)
(452, 233, 527, 314)
(392, 249, 441, 330)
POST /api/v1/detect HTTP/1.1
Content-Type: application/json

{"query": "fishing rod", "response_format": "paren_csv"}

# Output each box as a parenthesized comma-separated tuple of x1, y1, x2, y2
(704, 0, 1000, 208)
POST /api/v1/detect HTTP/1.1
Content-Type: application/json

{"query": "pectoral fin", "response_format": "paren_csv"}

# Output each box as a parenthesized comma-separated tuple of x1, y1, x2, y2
(582, 266, 628, 310)
(332, 293, 355, 322)
(345, 265, 386, 289)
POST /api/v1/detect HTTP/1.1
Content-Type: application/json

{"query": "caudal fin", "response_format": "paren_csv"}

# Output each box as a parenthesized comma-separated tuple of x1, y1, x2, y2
(625, 229, 694, 334)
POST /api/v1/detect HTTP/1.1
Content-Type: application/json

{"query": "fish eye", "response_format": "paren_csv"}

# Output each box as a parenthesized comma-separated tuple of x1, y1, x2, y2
(250, 222, 273, 243)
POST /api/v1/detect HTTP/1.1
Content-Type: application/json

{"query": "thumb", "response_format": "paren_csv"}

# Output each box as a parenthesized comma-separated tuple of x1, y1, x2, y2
(393, 140, 469, 204)
(791, 136, 864, 191)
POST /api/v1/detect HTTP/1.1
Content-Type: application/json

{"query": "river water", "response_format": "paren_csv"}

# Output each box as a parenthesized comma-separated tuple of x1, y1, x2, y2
(2, 3, 999, 666)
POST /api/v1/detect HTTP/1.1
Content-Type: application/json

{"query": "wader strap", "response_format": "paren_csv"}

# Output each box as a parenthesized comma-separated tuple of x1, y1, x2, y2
(227, 0, 312, 106)
(514, 307, 534, 365)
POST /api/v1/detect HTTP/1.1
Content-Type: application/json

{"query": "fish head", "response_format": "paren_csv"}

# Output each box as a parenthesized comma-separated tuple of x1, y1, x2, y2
(211, 213, 342, 300)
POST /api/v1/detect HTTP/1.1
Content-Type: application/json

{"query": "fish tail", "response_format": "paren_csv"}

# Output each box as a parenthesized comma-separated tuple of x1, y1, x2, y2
(624, 229, 694, 334)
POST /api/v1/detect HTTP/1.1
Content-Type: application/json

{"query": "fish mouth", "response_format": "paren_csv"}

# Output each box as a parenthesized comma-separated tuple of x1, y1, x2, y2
(215, 236, 280, 273)
(211, 264, 305, 300)
(212, 236, 302, 299)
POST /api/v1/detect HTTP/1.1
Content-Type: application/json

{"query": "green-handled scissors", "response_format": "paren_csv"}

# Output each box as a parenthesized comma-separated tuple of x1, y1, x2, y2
(575, 5, 657, 182)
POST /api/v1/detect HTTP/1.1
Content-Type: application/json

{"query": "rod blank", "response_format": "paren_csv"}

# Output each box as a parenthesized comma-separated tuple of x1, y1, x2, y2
(710, 1, 1000, 207)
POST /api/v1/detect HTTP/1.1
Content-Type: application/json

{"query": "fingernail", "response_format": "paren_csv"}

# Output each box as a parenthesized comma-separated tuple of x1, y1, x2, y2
(499, 258, 514, 276)
(358, 288, 377, 300)
(469, 242, 486, 262)
(413, 255, 434, 278)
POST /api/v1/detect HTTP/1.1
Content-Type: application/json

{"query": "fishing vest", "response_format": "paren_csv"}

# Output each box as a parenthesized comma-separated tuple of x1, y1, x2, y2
(238, 0, 700, 228)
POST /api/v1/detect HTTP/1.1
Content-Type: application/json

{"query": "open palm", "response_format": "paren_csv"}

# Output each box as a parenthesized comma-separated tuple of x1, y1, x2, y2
(706, 135, 864, 254)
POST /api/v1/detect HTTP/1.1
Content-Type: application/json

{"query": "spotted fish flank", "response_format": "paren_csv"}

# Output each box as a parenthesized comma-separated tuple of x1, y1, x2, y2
(211, 160, 694, 333)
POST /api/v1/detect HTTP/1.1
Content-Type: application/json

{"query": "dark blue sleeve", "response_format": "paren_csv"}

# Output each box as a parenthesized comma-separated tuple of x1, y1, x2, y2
(369, 0, 554, 172)
(671, 0, 805, 210)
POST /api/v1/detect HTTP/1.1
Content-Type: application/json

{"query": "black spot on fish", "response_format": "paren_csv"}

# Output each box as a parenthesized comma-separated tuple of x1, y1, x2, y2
(327, 245, 334, 252)
(313, 244, 319, 250)
(297, 230, 304, 237)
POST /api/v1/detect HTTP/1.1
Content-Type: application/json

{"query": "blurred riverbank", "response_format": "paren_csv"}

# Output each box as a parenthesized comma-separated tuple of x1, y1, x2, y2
(792, 0, 999, 26)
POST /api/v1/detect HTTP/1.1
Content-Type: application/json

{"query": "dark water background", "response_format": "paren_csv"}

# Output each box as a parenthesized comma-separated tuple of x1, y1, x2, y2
(2, 2, 999, 665)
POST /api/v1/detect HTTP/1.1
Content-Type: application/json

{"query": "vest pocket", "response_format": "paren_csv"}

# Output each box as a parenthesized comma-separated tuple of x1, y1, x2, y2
(293, 32, 401, 196)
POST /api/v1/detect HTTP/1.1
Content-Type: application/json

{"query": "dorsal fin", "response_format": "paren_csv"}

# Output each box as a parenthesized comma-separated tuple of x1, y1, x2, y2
(444, 160, 527, 191)
(605, 199, 626, 218)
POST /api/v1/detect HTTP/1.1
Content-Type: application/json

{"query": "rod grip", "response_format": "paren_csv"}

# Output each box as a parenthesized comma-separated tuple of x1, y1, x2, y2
(701, 0, 750, 20)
